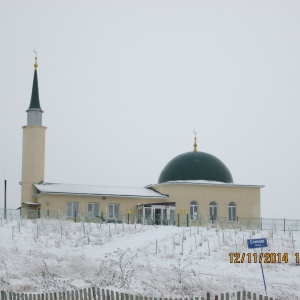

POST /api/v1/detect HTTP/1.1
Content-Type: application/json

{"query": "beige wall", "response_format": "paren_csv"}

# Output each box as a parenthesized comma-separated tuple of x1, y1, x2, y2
(152, 183, 261, 219)
(29, 182, 261, 222)
(35, 194, 169, 216)
(21, 126, 46, 203)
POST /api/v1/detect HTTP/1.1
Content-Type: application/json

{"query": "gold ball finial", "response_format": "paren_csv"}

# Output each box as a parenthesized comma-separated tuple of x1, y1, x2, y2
(33, 49, 38, 70)
(193, 129, 198, 152)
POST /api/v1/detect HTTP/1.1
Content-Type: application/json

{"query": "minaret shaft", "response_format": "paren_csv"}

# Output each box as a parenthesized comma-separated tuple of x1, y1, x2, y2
(21, 54, 46, 204)
(21, 126, 46, 203)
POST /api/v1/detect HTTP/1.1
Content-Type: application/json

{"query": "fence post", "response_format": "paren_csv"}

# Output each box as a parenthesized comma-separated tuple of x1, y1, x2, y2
(88, 289, 92, 300)
(1, 291, 7, 300)
(242, 291, 246, 300)
(177, 213, 180, 227)
(186, 214, 189, 227)
(106, 289, 110, 300)
(110, 291, 114, 300)
(74, 211, 77, 223)
(97, 289, 101, 300)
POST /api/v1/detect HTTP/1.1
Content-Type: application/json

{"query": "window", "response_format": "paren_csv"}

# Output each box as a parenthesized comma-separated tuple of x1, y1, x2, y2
(88, 203, 100, 218)
(67, 202, 78, 217)
(209, 201, 217, 221)
(109, 204, 120, 219)
(190, 201, 198, 221)
(228, 202, 236, 221)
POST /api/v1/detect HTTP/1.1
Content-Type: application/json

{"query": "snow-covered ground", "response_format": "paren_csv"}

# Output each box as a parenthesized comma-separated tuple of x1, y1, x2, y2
(0, 218, 299, 299)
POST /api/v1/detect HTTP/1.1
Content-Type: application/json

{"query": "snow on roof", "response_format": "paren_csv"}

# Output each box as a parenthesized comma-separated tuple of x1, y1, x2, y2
(149, 180, 264, 188)
(33, 183, 168, 199)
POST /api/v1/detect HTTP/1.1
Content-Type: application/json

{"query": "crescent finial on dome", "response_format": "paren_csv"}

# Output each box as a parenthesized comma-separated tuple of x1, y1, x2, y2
(193, 129, 198, 152)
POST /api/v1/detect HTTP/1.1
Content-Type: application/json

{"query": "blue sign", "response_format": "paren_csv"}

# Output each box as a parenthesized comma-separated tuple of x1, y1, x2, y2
(247, 238, 268, 249)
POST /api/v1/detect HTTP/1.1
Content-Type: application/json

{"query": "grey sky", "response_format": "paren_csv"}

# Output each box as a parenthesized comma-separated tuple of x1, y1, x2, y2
(1, 1, 299, 218)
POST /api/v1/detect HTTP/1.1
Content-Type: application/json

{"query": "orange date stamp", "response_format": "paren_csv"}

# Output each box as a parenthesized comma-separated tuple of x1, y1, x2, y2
(229, 252, 300, 264)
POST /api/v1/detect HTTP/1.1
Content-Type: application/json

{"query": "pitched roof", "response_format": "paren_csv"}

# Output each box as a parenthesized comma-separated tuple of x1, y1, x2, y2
(33, 183, 168, 199)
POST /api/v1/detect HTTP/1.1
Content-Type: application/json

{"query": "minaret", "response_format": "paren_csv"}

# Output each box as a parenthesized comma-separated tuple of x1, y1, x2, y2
(21, 52, 46, 204)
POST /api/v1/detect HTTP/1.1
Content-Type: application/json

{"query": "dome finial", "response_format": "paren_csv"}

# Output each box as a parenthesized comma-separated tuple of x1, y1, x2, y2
(193, 129, 198, 152)
(33, 49, 38, 70)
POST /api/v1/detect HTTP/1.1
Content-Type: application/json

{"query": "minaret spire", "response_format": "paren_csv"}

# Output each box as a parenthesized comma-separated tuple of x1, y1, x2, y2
(193, 129, 198, 152)
(27, 50, 43, 125)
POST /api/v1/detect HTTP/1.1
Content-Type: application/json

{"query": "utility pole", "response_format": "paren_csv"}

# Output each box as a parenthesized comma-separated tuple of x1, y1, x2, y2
(4, 179, 7, 219)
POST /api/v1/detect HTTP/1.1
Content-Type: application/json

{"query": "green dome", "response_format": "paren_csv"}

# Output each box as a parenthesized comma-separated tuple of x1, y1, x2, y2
(158, 151, 233, 184)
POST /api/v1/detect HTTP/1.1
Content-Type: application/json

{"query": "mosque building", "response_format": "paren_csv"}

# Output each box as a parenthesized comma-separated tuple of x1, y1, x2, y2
(21, 56, 263, 226)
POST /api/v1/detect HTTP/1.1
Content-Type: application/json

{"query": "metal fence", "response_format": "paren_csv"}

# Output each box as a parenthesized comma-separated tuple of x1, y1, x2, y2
(0, 208, 299, 231)
(0, 288, 277, 300)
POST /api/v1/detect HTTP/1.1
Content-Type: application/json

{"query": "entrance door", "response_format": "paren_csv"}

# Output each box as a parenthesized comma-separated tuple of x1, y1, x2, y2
(154, 208, 161, 225)
(138, 205, 175, 225)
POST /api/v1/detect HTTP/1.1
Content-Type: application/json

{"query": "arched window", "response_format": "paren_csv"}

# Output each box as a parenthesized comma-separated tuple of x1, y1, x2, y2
(228, 202, 236, 221)
(190, 201, 198, 221)
(209, 201, 217, 221)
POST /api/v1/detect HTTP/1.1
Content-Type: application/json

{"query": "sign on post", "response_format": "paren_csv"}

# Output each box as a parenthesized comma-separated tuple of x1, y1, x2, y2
(247, 237, 268, 296)
(247, 238, 268, 249)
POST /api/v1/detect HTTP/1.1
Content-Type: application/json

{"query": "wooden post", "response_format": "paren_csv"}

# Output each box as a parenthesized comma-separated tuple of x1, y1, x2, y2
(83, 289, 87, 300)
(242, 291, 246, 300)
(101, 289, 105, 300)
(97, 289, 101, 300)
(1, 291, 7, 300)
(87, 289, 92, 300)
(177, 213, 180, 227)
(106, 290, 110, 300)
(92, 288, 96, 300)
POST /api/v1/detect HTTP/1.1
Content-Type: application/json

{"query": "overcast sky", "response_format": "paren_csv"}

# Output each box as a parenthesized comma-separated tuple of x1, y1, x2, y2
(0, 1, 300, 218)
